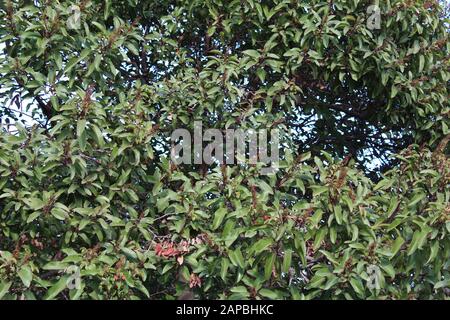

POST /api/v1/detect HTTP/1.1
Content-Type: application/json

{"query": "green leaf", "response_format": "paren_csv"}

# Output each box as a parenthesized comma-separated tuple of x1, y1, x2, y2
(311, 186, 328, 197)
(26, 198, 45, 210)
(390, 236, 405, 258)
(44, 276, 69, 300)
(257, 179, 273, 195)
(310, 209, 323, 227)
(427, 241, 440, 263)
(334, 205, 343, 225)
(251, 238, 273, 255)
(259, 288, 279, 299)
(91, 124, 105, 147)
(256, 68, 266, 82)
(43, 261, 69, 270)
(374, 178, 393, 191)
(418, 55, 425, 73)
(229, 248, 245, 269)
(308, 274, 326, 288)
(386, 197, 399, 217)
(51, 208, 67, 221)
(390, 85, 398, 98)
(212, 207, 227, 230)
(65, 56, 82, 73)
(230, 286, 248, 294)
(313, 228, 327, 250)
(264, 253, 275, 280)
(104, 0, 111, 20)
(282, 249, 292, 274)
(349, 277, 365, 296)
(381, 264, 395, 279)
(220, 258, 229, 281)
(121, 247, 137, 260)
(77, 119, 87, 138)
(243, 50, 260, 59)
(126, 43, 139, 55)
(27, 211, 41, 223)
(408, 192, 426, 207)
(0, 281, 12, 299)
(434, 279, 450, 290)
(407, 230, 428, 256)
(135, 282, 150, 298)
(18, 266, 33, 288)
(162, 264, 173, 275)
(329, 227, 337, 244)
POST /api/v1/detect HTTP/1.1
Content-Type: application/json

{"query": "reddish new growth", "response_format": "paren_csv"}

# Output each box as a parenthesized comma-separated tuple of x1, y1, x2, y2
(155, 241, 182, 258)
(189, 273, 202, 289)
(113, 273, 126, 282)
(155, 236, 204, 258)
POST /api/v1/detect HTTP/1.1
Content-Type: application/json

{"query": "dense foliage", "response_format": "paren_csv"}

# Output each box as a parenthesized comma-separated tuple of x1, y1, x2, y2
(0, 0, 448, 300)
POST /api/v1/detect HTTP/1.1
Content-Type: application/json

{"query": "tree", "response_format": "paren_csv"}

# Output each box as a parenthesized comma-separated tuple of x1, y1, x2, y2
(0, 0, 448, 300)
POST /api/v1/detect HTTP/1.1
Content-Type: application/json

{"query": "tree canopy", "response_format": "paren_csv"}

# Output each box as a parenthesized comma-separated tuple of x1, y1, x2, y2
(0, 0, 449, 300)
